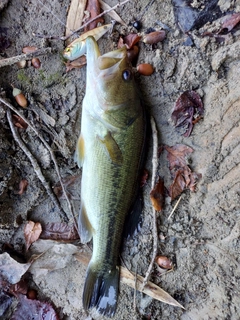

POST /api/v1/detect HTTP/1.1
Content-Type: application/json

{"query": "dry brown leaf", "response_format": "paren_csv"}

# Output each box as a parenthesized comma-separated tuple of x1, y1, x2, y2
(65, 55, 87, 72)
(99, 0, 127, 26)
(118, 33, 142, 49)
(18, 179, 28, 195)
(84, 0, 104, 31)
(12, 114, 28, 129)
(165, 144, 193, 170)
(40, 223, 79, 241)
(150, 177, 164, 211)
(24, 221, 42, 251)
(169, 167, 202, 200)
(65, 0, 87, 44)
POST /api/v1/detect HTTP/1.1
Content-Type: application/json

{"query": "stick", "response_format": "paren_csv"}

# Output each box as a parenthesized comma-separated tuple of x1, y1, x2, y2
(168, 195, 182, 220)
(1, 97, 77, 229)
(6, 109, 68, 223)
(141, 116, 159, 290)
(60, 0, 131, 41)
(0, 47, 52, 68)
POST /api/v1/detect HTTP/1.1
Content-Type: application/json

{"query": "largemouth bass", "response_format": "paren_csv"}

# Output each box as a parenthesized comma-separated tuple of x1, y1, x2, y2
(76, 36, 145, 317)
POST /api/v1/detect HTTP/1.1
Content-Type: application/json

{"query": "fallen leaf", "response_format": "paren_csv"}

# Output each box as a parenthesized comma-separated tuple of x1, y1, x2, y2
(84, 0, 104, 31)
(24, 221, 42, 251)
(164, 144, 193, 170)
(65, 55, 87, 72)
(171, 90, 204, 137)
(65, 0, 87, 44)
(18, 179, 28, 195)
(169, 168, 187, 200)
(40, 223, 79, 240)
(150, 178, 165, 211)
(169, 166, 202, 200)
(99, 0, 127, 26)
(219, 12, 240, 33)
(12, 114, 28, 129)
(8, 279, 28, 296)
(118, 34, 141, 49)
(0, 253, 30, 284)
(10, 294, 59, 320)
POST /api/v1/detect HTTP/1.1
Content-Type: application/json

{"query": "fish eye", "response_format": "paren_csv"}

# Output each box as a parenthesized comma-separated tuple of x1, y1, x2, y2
(65, 47, 70, 52)
(122, 69, 132, 81)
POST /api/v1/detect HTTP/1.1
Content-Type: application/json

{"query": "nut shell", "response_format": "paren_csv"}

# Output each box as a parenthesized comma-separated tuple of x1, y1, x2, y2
(12, 87, 27, 108)
(155, 255, 173, 269)
(143, 31, 166, 44)
(22, 46, 38, 54)
(137, 63, 154, 76)
(31, 57, 41, 69)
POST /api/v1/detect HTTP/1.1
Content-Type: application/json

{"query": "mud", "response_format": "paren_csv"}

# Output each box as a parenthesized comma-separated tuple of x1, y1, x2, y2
(0, 0, 240, 319)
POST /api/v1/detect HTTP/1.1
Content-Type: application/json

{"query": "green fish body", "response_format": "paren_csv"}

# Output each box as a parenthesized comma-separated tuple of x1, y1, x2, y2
(76, 37, 145, 317)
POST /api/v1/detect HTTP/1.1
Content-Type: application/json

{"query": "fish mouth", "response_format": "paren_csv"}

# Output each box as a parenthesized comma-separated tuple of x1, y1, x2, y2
(86, 36, 127, 79)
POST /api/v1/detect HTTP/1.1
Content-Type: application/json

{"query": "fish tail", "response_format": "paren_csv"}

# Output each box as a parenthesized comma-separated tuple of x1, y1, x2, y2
(83, 263, 119, 317)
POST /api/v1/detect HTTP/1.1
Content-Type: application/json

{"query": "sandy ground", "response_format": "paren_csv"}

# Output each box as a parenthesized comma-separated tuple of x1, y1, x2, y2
(0, 0, 240, 319)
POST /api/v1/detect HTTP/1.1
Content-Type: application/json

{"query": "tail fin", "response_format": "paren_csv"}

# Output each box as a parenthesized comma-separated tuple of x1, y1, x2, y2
(83, 263, 119, 317)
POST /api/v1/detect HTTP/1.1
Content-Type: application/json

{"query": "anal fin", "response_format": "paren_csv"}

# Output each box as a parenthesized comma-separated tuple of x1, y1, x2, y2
(78, 203, 93, 243)
(74, 133, 85, 168)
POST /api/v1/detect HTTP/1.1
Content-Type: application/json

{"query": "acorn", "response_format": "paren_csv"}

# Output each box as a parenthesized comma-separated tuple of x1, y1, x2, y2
(31, 57, 41, 69)
(22, 46, 38, 54)
(17, 60, 27, 69)
(142, 30, 166, 44)
(12, 87, 28, 108)
(137, 63, 154, 76)
(155, 255, 173, 270)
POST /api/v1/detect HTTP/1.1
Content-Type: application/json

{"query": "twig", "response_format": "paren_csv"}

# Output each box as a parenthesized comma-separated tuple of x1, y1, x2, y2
(141, 116, 159, 290)
(60, 0, 131, 41)
(0, 48, 52, 68)
(1, 97, 78, 229)
(6, 109, 68, 223)
(168, 195, 182, 220)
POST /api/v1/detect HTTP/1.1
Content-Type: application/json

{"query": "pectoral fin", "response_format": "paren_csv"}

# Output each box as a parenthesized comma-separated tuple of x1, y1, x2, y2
(97, 131, 123, 165)
(75, 134, 85, 168)
(78, 203, 93, 243)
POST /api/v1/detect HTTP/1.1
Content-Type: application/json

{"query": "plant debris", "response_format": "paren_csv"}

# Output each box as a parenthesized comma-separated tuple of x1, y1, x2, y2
(150, 177, 165, 211)
(65, 55, 87, 71)
(84, 0, 104, 31)
(24, 221, 42, 251)
(10, 294, 59, 320)
(117, 33, 141, 49)
(12, 114, 28, 129)
(40, 223, 79, 241)
(164, 144, 202, 200)
(17, 179, 28, 195)
(171, 90, 204, 137)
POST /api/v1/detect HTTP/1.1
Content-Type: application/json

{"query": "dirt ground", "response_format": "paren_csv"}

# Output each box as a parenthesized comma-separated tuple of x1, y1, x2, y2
(0, 0, 240, 319)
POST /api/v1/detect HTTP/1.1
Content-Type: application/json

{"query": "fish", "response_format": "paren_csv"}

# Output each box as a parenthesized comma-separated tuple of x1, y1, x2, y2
(63, 24, 112, 61)
(75, 36, 145, 317)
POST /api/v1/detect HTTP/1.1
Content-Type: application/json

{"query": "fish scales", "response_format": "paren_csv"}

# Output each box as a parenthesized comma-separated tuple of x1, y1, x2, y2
(75, 36, 145, 317)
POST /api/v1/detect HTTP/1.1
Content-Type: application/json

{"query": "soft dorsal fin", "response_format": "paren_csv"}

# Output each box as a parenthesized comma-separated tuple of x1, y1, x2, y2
(97, 131, 123, 165)
(75, 133, 85, 168)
